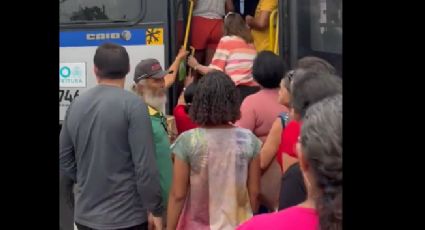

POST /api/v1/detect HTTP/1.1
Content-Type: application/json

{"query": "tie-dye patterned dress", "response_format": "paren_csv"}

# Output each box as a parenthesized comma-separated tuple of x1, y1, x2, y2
(171, 127, 262, 230)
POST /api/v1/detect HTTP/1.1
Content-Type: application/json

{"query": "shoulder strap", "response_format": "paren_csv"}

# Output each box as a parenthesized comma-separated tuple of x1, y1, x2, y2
(279, 112, 289, 128)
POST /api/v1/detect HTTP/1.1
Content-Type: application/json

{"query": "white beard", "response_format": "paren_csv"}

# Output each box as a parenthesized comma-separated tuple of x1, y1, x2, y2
(143, 89, 167, 114)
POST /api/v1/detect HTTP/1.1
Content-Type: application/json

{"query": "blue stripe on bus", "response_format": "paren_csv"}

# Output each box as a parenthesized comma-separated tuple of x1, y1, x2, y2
(60, 29, 146, 47)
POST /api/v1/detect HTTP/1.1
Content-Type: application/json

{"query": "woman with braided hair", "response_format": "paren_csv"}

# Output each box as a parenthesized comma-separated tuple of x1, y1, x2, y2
(167, 71, 261, 230)
(237, 94, 342, 230)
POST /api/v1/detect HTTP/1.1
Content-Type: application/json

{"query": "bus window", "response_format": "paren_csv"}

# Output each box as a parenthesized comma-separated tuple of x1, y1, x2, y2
(60, 0, 142, 23)
(310, 0, 342, 54)
(292, 0, 342, 75)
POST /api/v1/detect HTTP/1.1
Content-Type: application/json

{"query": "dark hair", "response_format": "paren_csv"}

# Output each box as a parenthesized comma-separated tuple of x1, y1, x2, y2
(184, 82, 198, 113)
(300, 94, 342, 230)
(291, 70, 342, 117)
(296, 56, 336, 75)
(253, 51, 286, 88)
(93, 42, 130, 79)
(224, 12, 254, 44)
(189, 71, 241, 126)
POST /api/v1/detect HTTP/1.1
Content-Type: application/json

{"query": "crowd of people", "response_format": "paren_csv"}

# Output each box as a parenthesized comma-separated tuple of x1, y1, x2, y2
(60, 2, 342, 230)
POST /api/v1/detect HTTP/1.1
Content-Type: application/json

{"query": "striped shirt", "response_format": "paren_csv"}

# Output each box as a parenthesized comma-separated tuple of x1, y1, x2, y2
(209, 36, 258, 86)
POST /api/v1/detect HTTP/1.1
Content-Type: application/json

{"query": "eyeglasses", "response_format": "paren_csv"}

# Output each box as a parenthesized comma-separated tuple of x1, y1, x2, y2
(283, 70, 294, 92)
(287, 70, 294, 83)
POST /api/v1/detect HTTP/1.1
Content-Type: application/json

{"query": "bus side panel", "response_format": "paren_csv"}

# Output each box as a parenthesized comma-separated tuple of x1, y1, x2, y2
(59, 27, 165, 121)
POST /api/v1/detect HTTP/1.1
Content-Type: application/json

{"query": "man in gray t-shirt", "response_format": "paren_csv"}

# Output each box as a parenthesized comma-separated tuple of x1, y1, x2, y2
(59, 43, 163, 230)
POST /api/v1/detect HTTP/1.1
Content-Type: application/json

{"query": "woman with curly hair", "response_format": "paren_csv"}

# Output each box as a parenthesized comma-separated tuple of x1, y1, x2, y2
(167, 71, 261, 230)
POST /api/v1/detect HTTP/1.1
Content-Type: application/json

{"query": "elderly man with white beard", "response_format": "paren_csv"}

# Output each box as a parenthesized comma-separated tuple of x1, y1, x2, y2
(131, 48, 187, 229)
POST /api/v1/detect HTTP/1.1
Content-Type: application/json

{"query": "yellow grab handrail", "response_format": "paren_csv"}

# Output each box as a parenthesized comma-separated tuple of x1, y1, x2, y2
(183, 0, 194, 50)
(178, 0, 195, 82)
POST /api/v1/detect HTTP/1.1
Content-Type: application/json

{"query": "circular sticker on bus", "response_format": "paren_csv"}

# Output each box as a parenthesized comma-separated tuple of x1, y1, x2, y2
(60, 66, 71, 78)
(121, 30, 132, 41)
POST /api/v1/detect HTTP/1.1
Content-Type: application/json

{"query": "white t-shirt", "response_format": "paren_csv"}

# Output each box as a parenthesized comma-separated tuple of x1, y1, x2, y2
(193, 0, 226, 19)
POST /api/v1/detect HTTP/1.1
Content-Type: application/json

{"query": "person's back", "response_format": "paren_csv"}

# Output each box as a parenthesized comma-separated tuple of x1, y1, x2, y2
(211, 35, 257, 85)
(172, 127, 260, 229)
(276, 120, 301, 168)
(278, 163, 306, 210)
(238, 89, 286, 142)
(167, 71, 261, 230)
(235, 51, 288, 212)
(65, 86, 149, 228)
(188, 13, 260, 101)
(173, 104, 198, 134)
(236, 51, 289, 142)
(237, 206, 318, 230)
(60, 43, 163, 230)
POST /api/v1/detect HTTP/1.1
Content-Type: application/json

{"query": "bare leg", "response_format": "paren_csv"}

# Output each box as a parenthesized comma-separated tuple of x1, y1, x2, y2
(193, 50, 206, 82)
(195, 49, 206, 66)
(205, 48, 215, 66)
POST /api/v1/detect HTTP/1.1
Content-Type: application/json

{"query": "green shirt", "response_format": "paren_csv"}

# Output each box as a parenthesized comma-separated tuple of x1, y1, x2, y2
(148, 106, 173, 205)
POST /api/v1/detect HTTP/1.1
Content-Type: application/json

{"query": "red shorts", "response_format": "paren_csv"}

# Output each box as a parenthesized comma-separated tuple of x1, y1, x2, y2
(190, 16, 223, 50)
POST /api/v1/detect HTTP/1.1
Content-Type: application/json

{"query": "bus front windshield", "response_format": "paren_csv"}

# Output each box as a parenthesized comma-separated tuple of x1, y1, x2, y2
(60, 0, 142, 24)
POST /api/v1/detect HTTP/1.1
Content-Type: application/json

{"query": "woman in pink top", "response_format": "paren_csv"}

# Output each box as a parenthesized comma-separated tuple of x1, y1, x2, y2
(236, 51, 288, 212)
(236, 51, 288, 142)
(238, 95, 342, 230)
(188, 12, 259, 102)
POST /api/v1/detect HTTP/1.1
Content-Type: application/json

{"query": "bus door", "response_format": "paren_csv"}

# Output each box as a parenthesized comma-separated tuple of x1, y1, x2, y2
(168, 0, 205, 113)
(59, 0, 172, 122)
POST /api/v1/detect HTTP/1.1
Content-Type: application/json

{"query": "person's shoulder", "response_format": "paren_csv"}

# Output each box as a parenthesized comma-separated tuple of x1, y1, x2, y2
(235, 127, 260, 140)
(241, 91, 262, 106)
(275, 206, 318, 225)
(221, 35, 232, 40)
(220, 36, 249, 47)
(120, 88, 140, 100)
(237, 212, 282, 230)
(122, 90, 145, 106)
(286, 120, 301, 129)
(178, 127, 200, 138)
(235, 126, 254, 134)
(120, 90, 149, 116)
(240, 207, 316, 229)
(172, 128, 201, 148)
(218, 36, 237, 47)
(173, 104, 186, 114)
